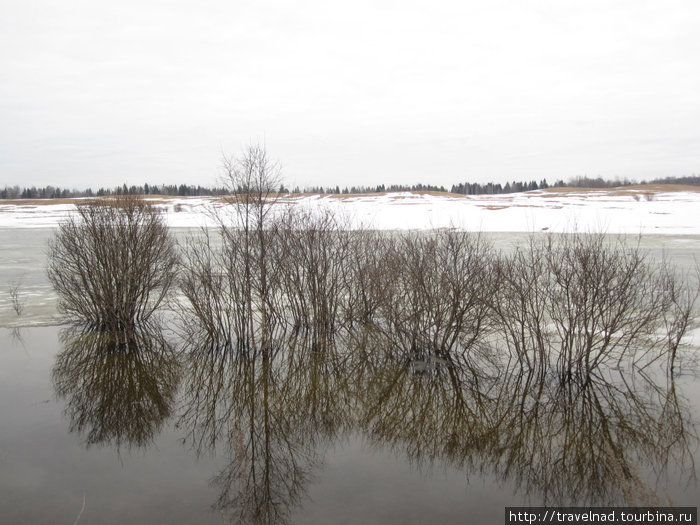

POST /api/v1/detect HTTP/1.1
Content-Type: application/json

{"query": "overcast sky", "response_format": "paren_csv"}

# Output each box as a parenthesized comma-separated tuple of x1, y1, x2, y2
(2, 0, 699, 190)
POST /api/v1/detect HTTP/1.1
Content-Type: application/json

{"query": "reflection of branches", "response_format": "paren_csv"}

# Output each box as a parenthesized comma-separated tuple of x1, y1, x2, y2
(173, 319, 697, 518)
(356, 349, 509, 482)
(52, 324, 180, 451)
(490, 369, 698, 505)
(627, 372, 698, 489)
(178, 336, 353, 525)
(10, 326, 24, 345)
(355, 350, 698, 506)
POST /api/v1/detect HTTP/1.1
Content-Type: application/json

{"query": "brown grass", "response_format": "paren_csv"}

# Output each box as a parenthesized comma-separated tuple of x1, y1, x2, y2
(1, 198, 81, 206)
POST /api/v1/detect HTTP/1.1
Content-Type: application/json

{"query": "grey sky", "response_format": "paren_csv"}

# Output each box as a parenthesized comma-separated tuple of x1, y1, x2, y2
(1, 0, 699, 190)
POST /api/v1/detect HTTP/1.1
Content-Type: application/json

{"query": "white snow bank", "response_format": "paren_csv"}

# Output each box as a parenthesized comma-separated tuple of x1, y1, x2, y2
(1, 190, 699, 234)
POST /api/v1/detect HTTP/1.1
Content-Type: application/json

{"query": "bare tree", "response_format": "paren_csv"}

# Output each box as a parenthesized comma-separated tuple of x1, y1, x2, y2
(223, 144, 282, 354)
(221, 143, 282, 232)
(182, 143, 284, 354)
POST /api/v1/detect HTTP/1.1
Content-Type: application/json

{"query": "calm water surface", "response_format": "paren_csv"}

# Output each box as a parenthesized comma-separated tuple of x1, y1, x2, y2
(1, 229, 699, 524)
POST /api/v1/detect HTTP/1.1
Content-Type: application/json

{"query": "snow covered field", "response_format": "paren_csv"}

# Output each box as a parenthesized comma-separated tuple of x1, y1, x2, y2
(1, 187, 699, 234)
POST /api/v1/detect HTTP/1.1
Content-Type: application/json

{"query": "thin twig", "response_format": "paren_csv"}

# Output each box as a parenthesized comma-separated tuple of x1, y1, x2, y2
(73, 493, 86, 525)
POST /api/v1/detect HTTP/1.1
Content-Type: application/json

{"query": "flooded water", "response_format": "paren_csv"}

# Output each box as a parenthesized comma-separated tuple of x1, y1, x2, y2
(1, 229, 699, 524)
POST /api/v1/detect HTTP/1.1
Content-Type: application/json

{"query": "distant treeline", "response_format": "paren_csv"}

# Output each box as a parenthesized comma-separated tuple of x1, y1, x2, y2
(0, 183, 230, 200)
(2, 175, 699, 200)
(451, 175, 700, 195)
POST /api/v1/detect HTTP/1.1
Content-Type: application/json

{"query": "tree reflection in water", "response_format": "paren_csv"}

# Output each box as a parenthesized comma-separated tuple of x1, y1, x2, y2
(178, 334, 353, 525)
(173, 326, 697, 523)
(51, 323, 697, 522)
(356, 346, 697, 507)
(52, 323, 180, 451)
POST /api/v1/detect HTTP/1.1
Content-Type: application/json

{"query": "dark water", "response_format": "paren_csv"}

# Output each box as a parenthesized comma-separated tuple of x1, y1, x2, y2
(1, 229, 699, 524)
(2, 325, 698, 524)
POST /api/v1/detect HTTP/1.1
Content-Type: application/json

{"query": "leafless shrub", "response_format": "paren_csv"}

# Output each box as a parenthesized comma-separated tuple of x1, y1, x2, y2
(493, 233, 697, 380)
(181, 204, 357, 352)
(8, 281, 25, 316)
(178, 228, 255, 351)
(378, 230, 497, 360)
(548, 234, 678, 376)
(178, 151, 695, 379)
(270, 206, 354, 344)
(491, 237, 551, 374)
(342, 229, 394, 328)
(48, 195, 178, 330)
(659, 261, 699, 373)
(172, 215, 699, 511)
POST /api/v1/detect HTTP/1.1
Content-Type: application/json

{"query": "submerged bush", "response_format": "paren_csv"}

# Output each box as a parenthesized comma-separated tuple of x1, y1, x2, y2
(272, 207, 355, 339)
(48, 195, 178, 330)
(493, 233, 697, 379)
(180, 221, 696, 376)
(379, 230, 497, 359)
